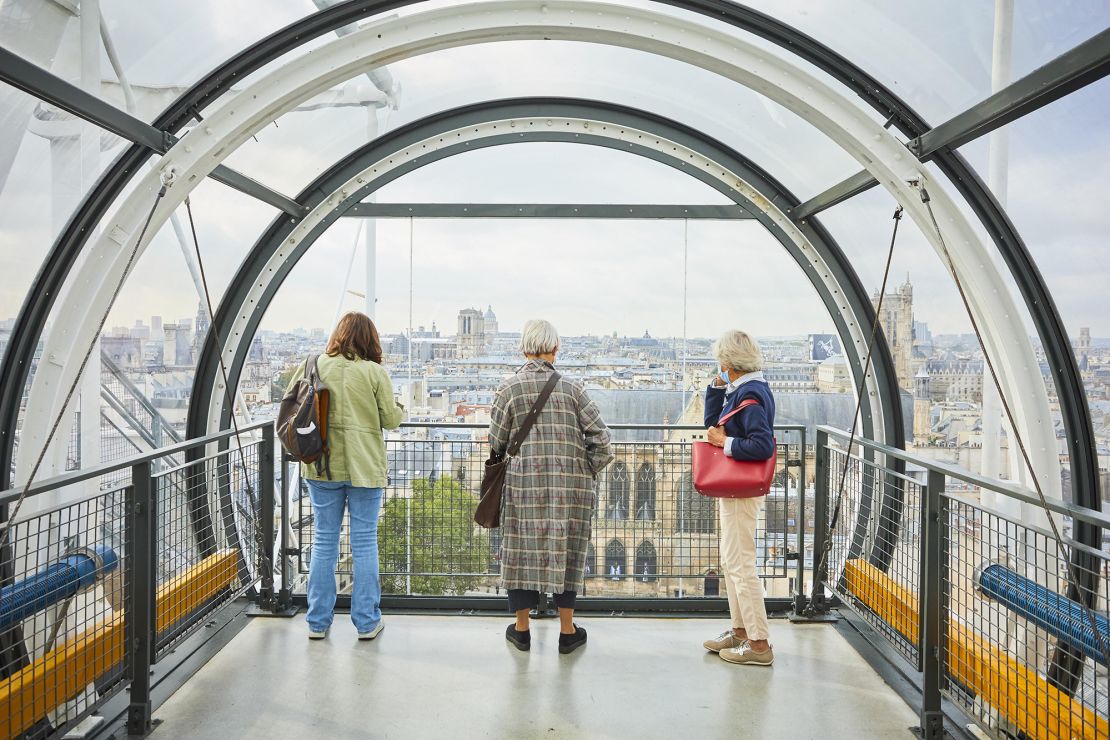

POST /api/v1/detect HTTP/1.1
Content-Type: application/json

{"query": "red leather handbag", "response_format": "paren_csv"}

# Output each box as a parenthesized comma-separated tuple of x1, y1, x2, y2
(692, 398, 776, 498)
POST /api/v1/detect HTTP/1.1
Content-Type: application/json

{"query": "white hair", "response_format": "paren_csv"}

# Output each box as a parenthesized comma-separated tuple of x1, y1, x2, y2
(713, 329, 763, 372)
(519, 319, 560, 356)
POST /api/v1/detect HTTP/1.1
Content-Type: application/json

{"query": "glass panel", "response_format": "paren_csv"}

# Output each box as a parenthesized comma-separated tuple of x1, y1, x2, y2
(373, 142, 731, 204)
(0, 80, 125, 365)
(816, 185, 984, 458)
(972, 77, 1110, 503)
(9, 176, 278, 474)
(223, 41, 863, 202)
(2, 0, 315, 124)
(1009, 3, 1110, 82)
(739, 0, 994, 125)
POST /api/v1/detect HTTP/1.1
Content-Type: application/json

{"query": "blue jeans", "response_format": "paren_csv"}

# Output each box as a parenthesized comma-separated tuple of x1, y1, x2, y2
(306, 480, 384, 633)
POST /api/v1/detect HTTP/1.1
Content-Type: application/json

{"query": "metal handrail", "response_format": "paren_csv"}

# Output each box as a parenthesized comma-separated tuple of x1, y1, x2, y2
(818, 424, 1110, 529)
(397, 421, 808, 433)
(0, 419, 271, 506)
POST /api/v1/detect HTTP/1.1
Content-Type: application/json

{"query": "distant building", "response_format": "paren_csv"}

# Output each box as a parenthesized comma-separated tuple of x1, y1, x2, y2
(1078, 327, 1091, 371)
(914, 366, 932, 444)
(925, 357, 984, 403)
(162, 323, 193, 366)
(483, 306, 498, 337)
(456, 308, 486, 358)
(193, 301, 211, 361)
(764, 363, 819, 392)
(102, 336, 144, 369)
(872, 276, 915, 391)
(816, 355, 851, 393)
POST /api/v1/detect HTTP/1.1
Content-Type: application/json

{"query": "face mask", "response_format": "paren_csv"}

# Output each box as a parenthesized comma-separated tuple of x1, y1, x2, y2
(720, 370, 731, 385)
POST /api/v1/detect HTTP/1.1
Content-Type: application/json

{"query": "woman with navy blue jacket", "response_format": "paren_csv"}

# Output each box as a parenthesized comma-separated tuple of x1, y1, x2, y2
(700, 330, 777, 666)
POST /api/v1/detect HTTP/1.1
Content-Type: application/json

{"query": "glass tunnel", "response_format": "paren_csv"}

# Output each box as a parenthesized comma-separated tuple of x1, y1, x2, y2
(0, 1, 1107, 738)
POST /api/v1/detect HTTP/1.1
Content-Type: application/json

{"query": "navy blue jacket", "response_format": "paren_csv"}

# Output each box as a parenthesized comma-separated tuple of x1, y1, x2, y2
(704, 379, 776, 461)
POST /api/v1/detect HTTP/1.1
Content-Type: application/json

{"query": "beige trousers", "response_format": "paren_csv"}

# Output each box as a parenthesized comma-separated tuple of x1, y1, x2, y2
(718, 496, 770, 640)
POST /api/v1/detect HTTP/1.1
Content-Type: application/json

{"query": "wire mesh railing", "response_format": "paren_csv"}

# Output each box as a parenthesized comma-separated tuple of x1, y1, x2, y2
(815, 425, 1110, 740)
(8, 415, 1106, 739)
(289, 423, 808, 604)
(0, 421, 270, 739)
(822, 443, 924, 666)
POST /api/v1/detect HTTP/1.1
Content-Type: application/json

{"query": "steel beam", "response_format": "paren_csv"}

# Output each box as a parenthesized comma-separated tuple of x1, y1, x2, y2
(207, 165, 306, 217)
(911, 26, 1110, 158)
(790, 169, 878, 222)
(0, 47, 168, 153)
(341, 203, 752, 219)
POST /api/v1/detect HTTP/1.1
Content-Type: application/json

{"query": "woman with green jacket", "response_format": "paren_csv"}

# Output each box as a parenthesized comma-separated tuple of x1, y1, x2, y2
(285, 312, 404, 640)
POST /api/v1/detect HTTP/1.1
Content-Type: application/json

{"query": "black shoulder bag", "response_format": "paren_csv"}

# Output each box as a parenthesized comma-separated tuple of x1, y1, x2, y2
(474, 373, 561, 529)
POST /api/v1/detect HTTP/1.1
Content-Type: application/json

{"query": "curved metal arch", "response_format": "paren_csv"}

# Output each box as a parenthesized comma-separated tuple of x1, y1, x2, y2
(0, 0, 1093, 525)
(184, 98, 905, 454)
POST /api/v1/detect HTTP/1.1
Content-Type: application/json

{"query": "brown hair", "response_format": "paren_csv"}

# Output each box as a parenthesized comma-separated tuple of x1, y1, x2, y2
(326, 312, 383, 363)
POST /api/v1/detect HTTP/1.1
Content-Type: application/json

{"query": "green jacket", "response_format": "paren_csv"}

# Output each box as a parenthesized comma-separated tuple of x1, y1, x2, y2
(285, 354, 404, 488)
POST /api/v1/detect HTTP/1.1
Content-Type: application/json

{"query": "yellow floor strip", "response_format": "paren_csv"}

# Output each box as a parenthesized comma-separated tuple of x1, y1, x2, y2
(845, 559, 1107, 740)
(0, 550, 239, 739)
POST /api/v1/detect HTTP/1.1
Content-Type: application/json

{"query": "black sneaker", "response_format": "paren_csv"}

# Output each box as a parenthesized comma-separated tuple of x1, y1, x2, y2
(506, 624, 530, 652)
(558, 625, 587, 654)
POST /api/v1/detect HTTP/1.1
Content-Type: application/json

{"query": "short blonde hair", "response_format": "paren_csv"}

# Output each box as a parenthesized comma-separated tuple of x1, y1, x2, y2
(714, 330, 763, 372)
(520, 319, 559, 355)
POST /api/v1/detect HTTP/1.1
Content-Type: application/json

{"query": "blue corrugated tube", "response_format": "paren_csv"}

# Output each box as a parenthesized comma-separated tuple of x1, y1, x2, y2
(975, 562, 1109, 665)
(0, 545, 119, 632)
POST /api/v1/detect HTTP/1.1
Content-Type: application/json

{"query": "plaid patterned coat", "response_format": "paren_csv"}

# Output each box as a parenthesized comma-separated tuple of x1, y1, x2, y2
(490, 360, 614, 594)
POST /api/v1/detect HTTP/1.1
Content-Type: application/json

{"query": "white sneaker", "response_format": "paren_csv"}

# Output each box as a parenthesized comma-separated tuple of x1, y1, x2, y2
(720, 643, 774, 666)
(703, 630, 746, 653)
(358, 623, 385, 640)
(308, 627, 329, 640)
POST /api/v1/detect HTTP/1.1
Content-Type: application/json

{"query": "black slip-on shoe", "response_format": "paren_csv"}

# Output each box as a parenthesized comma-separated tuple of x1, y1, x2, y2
(558, 625, 587, 654)
(506, 624, 531, 652)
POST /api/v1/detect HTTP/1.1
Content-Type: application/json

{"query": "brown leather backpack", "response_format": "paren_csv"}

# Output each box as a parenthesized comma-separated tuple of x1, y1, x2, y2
(276, 354, 332, 478)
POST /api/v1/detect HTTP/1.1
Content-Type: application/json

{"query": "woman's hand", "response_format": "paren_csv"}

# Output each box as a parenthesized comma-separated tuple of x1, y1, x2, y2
(707, 426, 727, 448)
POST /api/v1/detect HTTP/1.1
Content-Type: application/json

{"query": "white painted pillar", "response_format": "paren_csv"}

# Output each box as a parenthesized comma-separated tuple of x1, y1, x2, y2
(979, 0, 1014, 509)
(77, 0, 102, 490)
(364, 108, 379, 321)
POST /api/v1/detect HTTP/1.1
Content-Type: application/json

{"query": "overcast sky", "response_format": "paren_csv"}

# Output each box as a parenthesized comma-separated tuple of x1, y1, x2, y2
(1, 0, 1108, 345)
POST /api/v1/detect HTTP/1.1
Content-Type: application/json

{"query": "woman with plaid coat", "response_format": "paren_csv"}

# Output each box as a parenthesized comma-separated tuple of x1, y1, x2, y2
(491, 319, 613, 654)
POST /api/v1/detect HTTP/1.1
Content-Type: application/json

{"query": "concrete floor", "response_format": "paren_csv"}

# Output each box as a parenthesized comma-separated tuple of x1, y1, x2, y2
(150, 614, 918, 739)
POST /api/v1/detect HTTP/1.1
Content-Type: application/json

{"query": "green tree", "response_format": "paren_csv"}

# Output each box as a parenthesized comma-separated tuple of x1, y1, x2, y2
(275, 363, 300, 393)
(379, 477, 491, 595)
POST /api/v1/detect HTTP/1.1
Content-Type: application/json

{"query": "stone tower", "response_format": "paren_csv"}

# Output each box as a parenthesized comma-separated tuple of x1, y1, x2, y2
(483, 305, 498, 337)
(913, 366, 931, 444)
(456, 308, 485, 358)
(872, 276, 915, 391)
(1078, 327, 1091, 371)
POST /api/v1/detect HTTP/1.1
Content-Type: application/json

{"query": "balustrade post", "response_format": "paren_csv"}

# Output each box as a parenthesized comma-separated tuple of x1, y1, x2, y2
(809, 428, 831, 612)
(918, 469, 948, 738)
(126, 460, 156, 735)
(258, 423, 276, 610)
